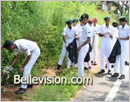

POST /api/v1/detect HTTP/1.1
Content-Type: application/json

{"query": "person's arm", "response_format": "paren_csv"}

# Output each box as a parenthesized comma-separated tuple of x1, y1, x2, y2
(81, 37, 90, 47)
(10, 55, 19, 67)
(99, 33, 104, 37)
(119, 36, 129, 40)
(63, 35, 66, 43)
(22, 54, 32, 68)
(77, 37, 90, 51)
(18, 43, 32, 72)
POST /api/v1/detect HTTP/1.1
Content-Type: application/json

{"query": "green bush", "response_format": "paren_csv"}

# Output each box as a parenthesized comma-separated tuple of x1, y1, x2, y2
(1, 1, 116, 85)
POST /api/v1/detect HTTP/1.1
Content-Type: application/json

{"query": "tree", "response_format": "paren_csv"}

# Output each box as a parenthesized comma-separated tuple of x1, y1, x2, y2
(111, 1, 129, 15)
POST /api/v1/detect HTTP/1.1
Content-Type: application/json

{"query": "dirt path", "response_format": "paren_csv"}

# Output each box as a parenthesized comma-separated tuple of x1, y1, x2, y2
(1, 69, 57, 101)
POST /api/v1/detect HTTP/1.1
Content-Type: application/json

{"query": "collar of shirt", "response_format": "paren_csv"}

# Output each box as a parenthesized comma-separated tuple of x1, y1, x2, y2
(66, 26, 73, 30)
(121, 24, 128, 30)
(14, 42, 19, 50)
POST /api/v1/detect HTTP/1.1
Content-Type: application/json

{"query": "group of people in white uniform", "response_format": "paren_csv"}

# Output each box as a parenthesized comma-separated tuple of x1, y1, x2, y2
(2, 14, 129, 94)
(56, 14, 129, 80)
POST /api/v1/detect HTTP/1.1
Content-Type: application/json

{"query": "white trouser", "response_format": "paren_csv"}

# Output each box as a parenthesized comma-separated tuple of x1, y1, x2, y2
(114, 40, 128, 75)
(78, 44, 89, 77)
(21, 46, 40, 89)
(100, 37, 112, 70)
(92, 35, 99, 62)
(58, 42, 71, 68)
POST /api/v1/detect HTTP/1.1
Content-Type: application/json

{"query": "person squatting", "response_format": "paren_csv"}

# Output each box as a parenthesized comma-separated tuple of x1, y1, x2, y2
(56, 14, 129, 79)
(2, 14, 129, 94)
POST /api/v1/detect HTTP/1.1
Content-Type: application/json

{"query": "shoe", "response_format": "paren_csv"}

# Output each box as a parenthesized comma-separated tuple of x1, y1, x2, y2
(111, 73, 119, 77)
(15, 88, 26, 94)
(125, 61, 129, 66)
(28, 84, 33, 88)
(94, 62, 97, 65)
(111, 65, 114, 68)
(56, 65, 61, 70)
(98, 69, 105, 74)
(119, 75, 125, 79)
(108, 70, 112, 75)
(84, 67, 88, 70)
(91, 61, 93, 63)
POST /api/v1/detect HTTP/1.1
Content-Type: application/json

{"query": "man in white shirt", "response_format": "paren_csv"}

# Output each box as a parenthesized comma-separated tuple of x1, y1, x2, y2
(3, 39, 40, 94)
(111, 16, 129, 79)
(91, 18, 100, 65)
(98, 16, 114, 75)
(76, 18, 84, 47)
(56, 19, 78, 69)
(77, 14, 91, 77)
(84, 20, 93, 70)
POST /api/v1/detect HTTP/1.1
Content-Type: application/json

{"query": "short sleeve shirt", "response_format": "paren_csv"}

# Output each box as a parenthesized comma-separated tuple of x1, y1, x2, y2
(119, 24, 129, 38)
(13, 39, 37, 56)
(62, 26, 78, 44)
(80, 23, 91, 43)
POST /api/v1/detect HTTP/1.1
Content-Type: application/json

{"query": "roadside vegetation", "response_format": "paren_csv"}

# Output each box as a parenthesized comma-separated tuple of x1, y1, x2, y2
(1, 1, 118, 101)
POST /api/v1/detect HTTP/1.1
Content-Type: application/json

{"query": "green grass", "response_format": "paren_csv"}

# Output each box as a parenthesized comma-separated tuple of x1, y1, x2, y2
(28, 67, 94, 101)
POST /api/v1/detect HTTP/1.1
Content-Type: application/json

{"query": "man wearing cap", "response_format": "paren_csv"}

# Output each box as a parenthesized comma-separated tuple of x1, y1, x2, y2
(98, 16, 114, 75)
(111, 16, 129, 79)
(2, 39, 40, 94)
(91, 18, 100, 65)
(77, 14, 91, 77)
(56, 19, 78, 69)
(72, 18, 78, 29)
(76, 18, 84, 47)
(84, 20, 93, 70)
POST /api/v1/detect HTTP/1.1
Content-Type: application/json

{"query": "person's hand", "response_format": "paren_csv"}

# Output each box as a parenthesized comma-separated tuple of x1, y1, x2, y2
(96, 33, 99, 35)
(77, 45, 82, 51)
(65, 43, 68, 47)
(116, 37, 119, 39)
(75, 35, 79, 40)
(106, 31, 111, 34)
(5, 65, 13, 71)
(110, 35, 113, 39)
(92, 45, 94, 49)
(19, 67, 24, 72)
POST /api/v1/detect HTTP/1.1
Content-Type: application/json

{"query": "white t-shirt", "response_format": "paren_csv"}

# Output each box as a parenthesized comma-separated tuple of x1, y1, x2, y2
(119, 24, 129, 38)
(13, 39, 38, 56)
(62, 26, 78, 44)
(80, 23, 91, 43)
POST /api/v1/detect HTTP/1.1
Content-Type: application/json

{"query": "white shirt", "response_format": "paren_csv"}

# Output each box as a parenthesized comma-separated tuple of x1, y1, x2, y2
(92, 24, 100, 37)
(80, 23, 91, 43)
(77, 24, 83, 39)
(119, 24, 129, 38)
(73, 25, 78, 31)
(63, 26, 77, 44)
(99, 24, 114, 38)
(13, 39, 38, 56)
(113, 27, 119, 38)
